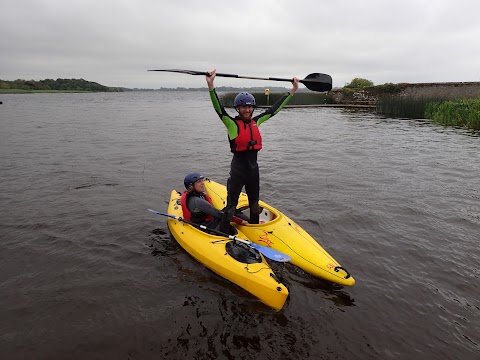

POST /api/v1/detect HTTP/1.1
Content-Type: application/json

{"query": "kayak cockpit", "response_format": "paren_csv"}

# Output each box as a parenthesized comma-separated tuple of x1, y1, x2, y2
(238, 204, 279, 225)
(225, 241, 262, 264)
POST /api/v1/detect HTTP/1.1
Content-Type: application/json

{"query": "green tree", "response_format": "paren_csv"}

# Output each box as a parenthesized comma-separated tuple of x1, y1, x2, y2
(344, 78, 374, 89)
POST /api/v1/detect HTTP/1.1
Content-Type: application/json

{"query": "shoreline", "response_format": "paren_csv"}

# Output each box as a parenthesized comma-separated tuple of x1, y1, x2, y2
(258, 104, 376, 109)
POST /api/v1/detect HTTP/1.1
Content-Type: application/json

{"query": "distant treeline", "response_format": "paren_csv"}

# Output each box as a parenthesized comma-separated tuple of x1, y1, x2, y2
(0, 78, 121, 92)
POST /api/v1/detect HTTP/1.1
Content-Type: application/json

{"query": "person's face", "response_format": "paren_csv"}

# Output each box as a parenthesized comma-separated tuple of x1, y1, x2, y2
(236, 105, 254, 121)
(193, 178, 205, 192)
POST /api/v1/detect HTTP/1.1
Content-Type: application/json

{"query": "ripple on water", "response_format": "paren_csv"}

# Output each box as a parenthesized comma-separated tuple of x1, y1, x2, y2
(1, 93, 479, 360)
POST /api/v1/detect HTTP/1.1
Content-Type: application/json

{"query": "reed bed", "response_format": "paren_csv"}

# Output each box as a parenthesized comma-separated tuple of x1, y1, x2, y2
(376, 95, 480, 131)
(376, 96, 440, 119)
(219, 92, 329, 107)
(425, 98, 480, 130)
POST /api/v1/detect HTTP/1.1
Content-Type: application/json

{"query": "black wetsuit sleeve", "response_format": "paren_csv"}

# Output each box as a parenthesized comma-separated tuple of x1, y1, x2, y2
(188, 196, 223, 219)
(188, 196, 250, 223)
(254, 92, 293, 126)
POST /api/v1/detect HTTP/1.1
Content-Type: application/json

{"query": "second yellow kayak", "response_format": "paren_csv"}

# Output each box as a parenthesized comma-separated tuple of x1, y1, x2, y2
(204, 179, 355, 286)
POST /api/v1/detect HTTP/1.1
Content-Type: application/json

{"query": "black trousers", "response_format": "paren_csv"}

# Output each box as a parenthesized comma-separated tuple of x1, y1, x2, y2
(219, 153, 260, 233)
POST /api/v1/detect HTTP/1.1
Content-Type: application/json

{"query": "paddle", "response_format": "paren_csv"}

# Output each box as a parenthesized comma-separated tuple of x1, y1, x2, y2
(148, 69, 332, 92)
(147, 209, 291, 262)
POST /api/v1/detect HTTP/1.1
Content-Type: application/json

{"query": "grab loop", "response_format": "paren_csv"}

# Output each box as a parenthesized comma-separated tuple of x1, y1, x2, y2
(334, 266, 351, 279)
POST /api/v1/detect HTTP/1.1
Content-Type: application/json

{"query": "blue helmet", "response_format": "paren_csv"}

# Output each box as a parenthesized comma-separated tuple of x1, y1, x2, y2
(234, 92, 256, 107)
(184, 172, 204, 189)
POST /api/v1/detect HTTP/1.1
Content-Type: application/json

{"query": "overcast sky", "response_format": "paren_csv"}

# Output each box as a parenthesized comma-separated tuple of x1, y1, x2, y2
(2, 0, 479, 89)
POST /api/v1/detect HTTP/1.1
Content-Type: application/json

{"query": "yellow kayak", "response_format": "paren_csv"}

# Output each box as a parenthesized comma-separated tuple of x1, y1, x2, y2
(204, 179, 355, 286)
(165, 190, 289, 310)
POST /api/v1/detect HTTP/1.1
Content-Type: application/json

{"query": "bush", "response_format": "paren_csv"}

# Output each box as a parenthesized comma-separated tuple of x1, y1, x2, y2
(344, 78, 374, 89)
(370, 83, 404, 95)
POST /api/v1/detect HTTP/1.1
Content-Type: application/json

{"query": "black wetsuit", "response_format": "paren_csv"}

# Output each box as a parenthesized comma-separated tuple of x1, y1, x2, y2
(187, 192, 249, 229)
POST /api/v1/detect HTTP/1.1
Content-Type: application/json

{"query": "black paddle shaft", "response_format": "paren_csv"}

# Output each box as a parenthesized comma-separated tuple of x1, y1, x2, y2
(148, 69, 332, 92)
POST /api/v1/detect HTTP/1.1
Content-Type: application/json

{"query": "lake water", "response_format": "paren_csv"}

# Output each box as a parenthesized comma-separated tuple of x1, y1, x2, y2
(0, 91, 479, 360)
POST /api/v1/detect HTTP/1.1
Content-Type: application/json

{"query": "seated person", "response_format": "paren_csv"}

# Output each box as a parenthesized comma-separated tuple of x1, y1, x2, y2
(181, 172, 249, 230)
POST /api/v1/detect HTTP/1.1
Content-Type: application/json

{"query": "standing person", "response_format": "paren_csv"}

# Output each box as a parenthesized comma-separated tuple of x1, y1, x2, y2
(206, 69, 299, 233)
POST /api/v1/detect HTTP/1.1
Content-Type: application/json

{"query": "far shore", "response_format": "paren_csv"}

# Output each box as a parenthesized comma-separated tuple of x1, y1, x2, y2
(0, 89, 95, 94)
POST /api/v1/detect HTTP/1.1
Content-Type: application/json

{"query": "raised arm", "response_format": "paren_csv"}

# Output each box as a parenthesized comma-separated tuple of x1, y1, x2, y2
(205, 69, 240, 139)
(254, 77, 300, 126)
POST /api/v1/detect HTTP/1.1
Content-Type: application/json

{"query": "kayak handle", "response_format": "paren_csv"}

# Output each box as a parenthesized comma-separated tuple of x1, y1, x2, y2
(334, 266, 351, 279)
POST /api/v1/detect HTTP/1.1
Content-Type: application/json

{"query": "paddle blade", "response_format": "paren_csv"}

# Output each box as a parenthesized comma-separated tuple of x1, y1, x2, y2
(300, 73, 332, 92)
(248, 243, 291, 262)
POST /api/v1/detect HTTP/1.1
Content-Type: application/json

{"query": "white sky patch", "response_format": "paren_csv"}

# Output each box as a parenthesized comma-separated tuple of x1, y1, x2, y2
(1, 0, 480, 88)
